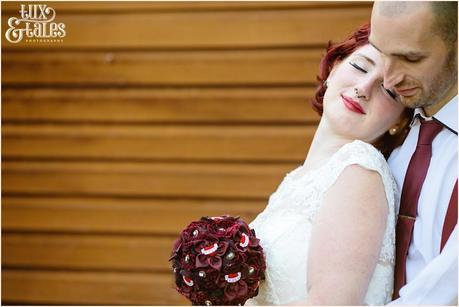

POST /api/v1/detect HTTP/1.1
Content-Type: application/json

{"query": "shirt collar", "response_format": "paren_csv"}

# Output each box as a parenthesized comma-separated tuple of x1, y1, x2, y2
(410, 96, 458, 135)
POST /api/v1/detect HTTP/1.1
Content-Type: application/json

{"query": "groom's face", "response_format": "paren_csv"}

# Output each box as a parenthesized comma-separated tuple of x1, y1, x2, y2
(369, 4, 457, 115)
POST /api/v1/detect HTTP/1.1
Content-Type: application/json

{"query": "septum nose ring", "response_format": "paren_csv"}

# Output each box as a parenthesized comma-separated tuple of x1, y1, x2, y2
(354, 88, 365, 99)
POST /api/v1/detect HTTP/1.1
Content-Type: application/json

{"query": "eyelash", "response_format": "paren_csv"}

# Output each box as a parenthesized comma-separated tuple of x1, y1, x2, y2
(381, 84, 397, 100)
(349, 62, 367, 73)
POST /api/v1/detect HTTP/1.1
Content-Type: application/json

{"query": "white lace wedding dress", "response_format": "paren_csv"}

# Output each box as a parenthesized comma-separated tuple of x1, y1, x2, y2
(246, 140, 397, 305)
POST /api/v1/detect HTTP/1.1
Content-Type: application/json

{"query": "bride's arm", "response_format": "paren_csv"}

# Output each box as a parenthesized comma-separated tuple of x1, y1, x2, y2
(292, 164, 388, 305)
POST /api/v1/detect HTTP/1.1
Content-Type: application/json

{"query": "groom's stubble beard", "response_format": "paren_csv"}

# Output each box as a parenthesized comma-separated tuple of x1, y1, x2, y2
(401, 47, 457, 110)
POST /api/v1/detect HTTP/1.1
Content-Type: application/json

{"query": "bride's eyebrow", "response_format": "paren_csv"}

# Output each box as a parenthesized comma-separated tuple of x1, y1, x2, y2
(353, 54, 376, 66)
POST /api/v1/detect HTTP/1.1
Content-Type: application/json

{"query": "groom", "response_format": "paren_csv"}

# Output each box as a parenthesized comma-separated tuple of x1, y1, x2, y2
(370, 1, 457, 305)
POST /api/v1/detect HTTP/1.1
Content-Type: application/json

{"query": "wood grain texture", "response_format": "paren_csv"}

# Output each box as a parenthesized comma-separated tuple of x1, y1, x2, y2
(3, 233, 174, 271)
(2, 88, 320, 123)
(2, 161, 296, 199)
(2, 270, 188, 305)
(3, 49, 322, 85)
(2, 5, 371, 49)
(2, 124, 314, 162)
(2, 197, 266, 234)
(1, 2, 370, 13)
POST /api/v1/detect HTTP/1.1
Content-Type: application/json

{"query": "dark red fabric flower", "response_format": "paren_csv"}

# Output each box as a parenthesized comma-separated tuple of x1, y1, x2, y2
(170, 215, 266, 305)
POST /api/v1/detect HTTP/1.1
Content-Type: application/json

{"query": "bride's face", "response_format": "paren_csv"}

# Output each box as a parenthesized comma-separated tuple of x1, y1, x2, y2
(322, 44, 405, 143)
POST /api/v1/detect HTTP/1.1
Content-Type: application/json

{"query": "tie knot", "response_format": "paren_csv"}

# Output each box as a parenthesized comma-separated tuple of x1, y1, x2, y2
(418, 119, 443, 145)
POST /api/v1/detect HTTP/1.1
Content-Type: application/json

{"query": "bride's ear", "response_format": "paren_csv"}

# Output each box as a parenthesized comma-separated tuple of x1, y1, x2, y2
(388, 125, 400, 135)
(389, 111, 412, 135)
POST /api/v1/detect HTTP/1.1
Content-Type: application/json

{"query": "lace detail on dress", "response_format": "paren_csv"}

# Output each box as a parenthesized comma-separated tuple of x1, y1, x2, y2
(246, 140, 397, 306)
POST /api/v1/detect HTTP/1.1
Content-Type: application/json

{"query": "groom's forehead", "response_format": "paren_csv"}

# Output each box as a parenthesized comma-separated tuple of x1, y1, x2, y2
(368, 40, 427, 59)
(371, 17, 432, 41)
(369, 19, 436, 57)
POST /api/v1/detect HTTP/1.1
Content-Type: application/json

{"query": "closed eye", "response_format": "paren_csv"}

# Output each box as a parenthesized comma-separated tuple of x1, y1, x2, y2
(349, 62, 367, 73)
(405, 56, 422, 63)
(381, 84, 397, 100)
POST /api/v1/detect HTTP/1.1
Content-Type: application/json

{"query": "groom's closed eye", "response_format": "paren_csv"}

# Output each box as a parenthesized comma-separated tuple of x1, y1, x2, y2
(404, 56, 423, 63)
(382, 85, 397, 100)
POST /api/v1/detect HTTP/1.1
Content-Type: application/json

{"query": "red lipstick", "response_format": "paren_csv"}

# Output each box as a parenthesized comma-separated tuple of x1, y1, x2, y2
(341, 95, 366, 115)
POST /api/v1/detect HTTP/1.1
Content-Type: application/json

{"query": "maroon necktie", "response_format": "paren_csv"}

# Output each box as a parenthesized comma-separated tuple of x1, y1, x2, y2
(392, 119, 443, 300)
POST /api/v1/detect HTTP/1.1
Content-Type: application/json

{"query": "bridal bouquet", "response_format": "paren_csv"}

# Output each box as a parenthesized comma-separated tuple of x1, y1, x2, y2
(169, 215, 266, 306)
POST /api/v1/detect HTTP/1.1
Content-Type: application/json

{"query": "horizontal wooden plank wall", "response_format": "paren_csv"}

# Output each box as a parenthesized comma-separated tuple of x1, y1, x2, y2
(2, 1, 372, 305)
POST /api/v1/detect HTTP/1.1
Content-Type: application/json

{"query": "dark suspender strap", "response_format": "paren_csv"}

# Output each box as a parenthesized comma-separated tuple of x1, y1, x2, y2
(440, 180, 458, 252)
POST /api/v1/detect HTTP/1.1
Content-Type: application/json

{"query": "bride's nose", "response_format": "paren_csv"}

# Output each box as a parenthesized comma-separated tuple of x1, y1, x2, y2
(354, 87, 368, 100)
(354, 77, 377, 100)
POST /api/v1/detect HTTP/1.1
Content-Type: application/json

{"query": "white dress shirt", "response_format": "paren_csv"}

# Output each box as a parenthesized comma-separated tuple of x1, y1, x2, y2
(388, 96, 458, 305)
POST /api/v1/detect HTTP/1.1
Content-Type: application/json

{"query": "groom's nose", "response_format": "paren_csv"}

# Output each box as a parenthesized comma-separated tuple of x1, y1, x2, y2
(382, 59, 404, 90)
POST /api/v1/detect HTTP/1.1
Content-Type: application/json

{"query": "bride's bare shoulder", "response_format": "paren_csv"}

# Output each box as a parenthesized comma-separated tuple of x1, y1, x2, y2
(324, 164, 388, 212)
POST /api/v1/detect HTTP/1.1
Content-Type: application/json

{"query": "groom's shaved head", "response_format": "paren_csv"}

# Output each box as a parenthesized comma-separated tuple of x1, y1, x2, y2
(374, 1, 419, 17)
(374, 1, 457, 48)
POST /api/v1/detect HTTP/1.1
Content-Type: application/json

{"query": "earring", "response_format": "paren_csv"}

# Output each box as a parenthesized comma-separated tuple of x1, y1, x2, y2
(389, 126, 399, 135)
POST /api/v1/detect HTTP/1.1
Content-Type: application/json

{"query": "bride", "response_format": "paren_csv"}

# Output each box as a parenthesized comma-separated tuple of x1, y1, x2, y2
(246, 23, 412, 305)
